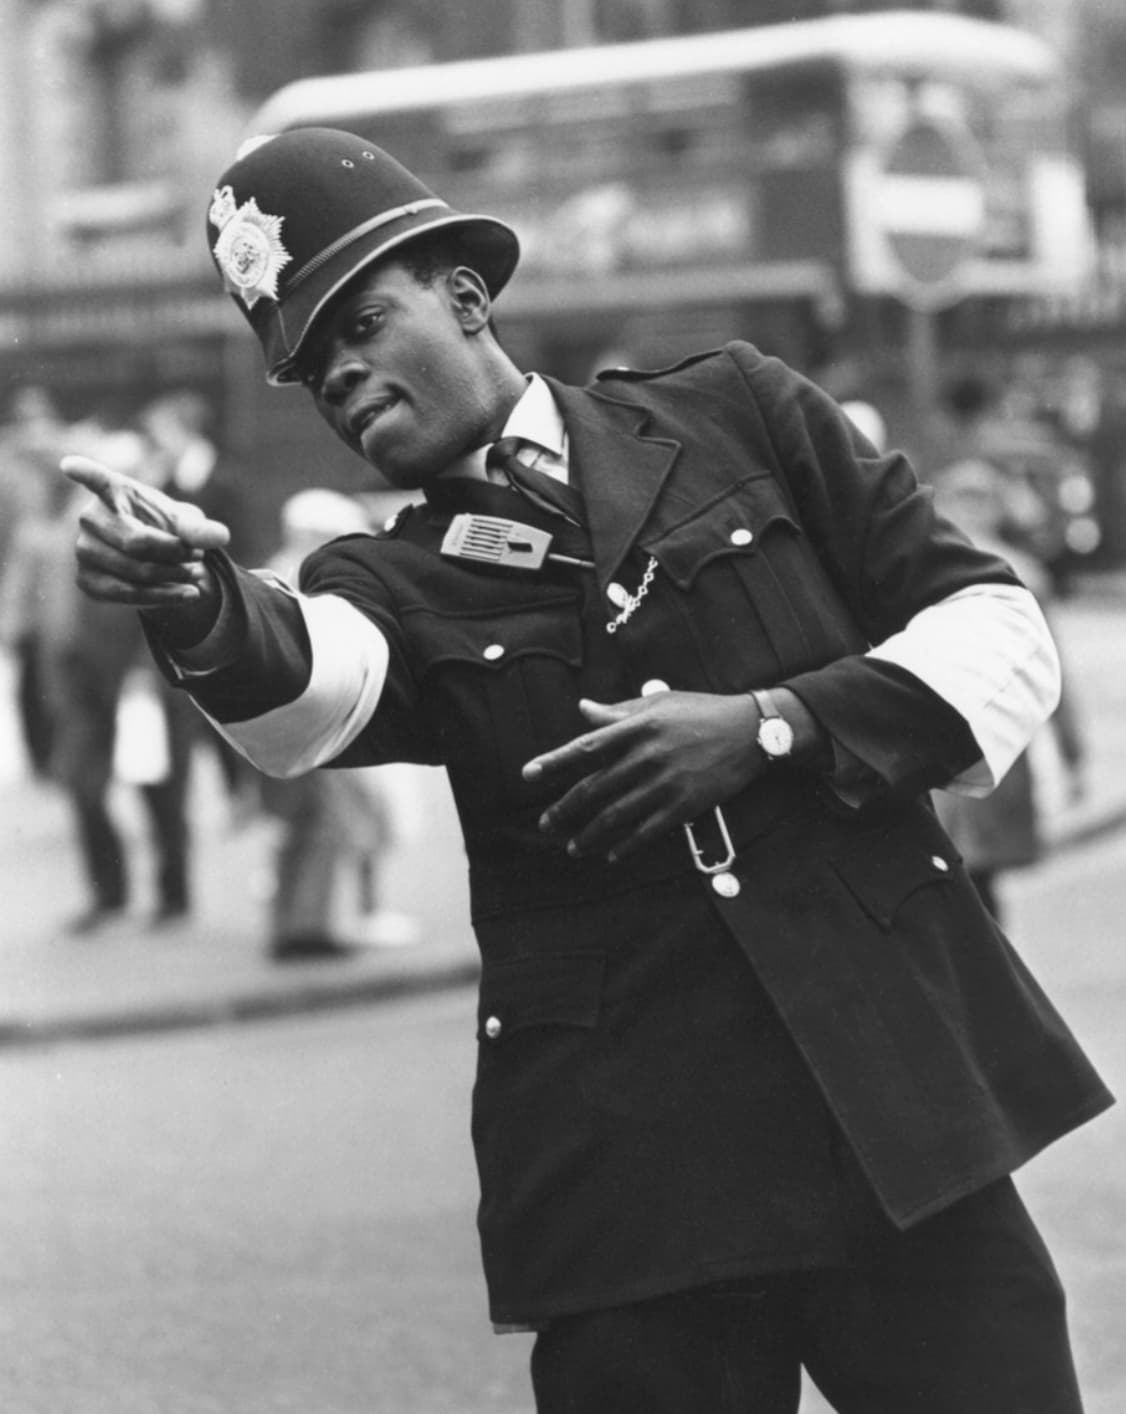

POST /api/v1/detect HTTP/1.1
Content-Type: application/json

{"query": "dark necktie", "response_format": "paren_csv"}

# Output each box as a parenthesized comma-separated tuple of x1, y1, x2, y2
(486, 437, 587, 527)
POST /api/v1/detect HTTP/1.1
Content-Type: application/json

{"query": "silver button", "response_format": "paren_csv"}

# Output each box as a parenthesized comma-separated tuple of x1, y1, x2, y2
(484, 1016, 502, 1039)
(711, 872, 741, 898)
(607, 582, 630, 609)
(641, 679, 670, 696)
(931, 855, 950, 873)
(730, 528, 753, 547)
(483, 643, 505, 661)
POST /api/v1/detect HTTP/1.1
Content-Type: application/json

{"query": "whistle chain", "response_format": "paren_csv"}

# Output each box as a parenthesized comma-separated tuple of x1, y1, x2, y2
(606, 556, 658, 635)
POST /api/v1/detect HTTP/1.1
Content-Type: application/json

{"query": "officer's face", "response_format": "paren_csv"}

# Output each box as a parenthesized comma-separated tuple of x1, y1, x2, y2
(298, 260, 502, 488)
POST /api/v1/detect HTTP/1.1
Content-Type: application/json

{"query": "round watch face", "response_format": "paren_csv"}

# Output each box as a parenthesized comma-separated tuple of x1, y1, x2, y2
(758, 715, 795, 758)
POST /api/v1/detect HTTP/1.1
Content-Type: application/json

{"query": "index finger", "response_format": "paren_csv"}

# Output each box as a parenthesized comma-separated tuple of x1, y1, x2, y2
(61, 454, 122, 509)
(523, 715, 631, 783)
(62, 453, 175, 533)
(523, 697, 649, 782)
(62, 453, 203, 543)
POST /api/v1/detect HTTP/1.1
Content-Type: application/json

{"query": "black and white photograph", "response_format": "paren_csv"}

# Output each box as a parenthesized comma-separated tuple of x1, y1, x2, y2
(1, 2, 1124, 1410)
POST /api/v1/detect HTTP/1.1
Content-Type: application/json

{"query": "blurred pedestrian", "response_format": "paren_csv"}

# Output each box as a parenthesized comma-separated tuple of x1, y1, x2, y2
(24, 423, 194, 932)
(931, 458, 1086, 924)
(138, 389, 259, 819)
(0, 385, 69, 776)
(259, 489, 417, 961)
(138, 390, 252, 556)
(933, 372, 1088, 588)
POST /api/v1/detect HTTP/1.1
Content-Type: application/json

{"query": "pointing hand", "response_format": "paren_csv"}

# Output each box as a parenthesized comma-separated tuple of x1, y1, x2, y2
(62, 454, 230, 610)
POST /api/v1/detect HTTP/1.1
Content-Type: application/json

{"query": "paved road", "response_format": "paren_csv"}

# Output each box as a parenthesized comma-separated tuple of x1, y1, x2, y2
(1003, 829, 1126, 1409)
(2, 995, 534, 1414)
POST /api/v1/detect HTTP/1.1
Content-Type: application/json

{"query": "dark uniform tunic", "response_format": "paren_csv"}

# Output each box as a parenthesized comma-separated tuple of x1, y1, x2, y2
(166, 344, 1112, 1326)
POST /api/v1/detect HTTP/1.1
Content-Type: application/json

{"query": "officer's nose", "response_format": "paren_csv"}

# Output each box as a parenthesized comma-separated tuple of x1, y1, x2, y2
(321, 348, 368, 405)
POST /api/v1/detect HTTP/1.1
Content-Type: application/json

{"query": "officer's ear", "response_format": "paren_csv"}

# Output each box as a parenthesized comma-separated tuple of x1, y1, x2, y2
(446, 266, 492, 334)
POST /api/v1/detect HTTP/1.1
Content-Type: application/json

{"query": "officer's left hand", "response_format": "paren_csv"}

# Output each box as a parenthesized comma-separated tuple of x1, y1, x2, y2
(522, 692, 763, 862)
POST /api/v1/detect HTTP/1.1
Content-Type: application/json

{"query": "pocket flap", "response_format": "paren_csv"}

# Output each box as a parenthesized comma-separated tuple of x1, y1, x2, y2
(405, 595, 582, 678)
(645, 475, 800, 590)
(832, 837, 958, 931)
(477, 951, 605, 1041)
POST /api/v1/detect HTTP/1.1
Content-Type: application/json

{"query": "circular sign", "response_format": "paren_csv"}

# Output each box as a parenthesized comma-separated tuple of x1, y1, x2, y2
(879, 117, 986, 304)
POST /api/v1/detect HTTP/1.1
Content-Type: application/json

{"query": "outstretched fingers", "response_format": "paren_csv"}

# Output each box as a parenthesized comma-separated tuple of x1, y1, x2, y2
(64, 454, 227, 606)
(62, 455, 230, 555)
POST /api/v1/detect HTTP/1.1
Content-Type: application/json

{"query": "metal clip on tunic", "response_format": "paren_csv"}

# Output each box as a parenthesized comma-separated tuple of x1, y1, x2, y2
(637, 680, 742, 898)
(684, 808, 742, 899)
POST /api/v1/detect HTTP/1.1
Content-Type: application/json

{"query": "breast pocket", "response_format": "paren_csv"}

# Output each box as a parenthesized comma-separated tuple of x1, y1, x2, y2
(645, 475, 865, 686)
(403, 593, 584, 788)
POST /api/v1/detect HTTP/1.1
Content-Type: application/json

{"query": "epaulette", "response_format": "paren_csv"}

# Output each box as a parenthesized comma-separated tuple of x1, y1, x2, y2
(594, 348, 723, 383)
(373, 502, 416, 539)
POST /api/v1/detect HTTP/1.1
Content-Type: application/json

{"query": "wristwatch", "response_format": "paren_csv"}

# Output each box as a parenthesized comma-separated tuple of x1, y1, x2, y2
(751, 688, 794, 762)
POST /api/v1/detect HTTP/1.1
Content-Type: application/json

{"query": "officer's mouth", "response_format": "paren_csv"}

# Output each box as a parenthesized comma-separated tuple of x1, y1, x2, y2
(350, 394, 402, 443)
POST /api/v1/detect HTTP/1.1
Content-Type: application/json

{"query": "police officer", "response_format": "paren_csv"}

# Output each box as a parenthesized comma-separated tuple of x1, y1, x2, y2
(67, 129, 1110, 1413)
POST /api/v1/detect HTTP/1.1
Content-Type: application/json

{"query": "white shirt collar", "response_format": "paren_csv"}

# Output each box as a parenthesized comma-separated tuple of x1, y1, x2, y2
(503, 373, 567, 460)
(439, 374, 567, 482)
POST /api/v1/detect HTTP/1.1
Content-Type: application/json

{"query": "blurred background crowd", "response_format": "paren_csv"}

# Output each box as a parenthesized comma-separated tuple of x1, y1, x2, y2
(0, 383, 421, 956)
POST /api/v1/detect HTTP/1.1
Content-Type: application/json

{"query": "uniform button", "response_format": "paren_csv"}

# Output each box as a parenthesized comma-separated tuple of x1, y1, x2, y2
(641, 679, 669, 696)
(607, 582, 630, 609)
(383, 512, 399, 531)
(711, 872, 741, 898)
(931, 855, 950, 872)
(729, 528, 753, 546)
(483, 643, 505, 661)
(484, 1016, 502, 1040)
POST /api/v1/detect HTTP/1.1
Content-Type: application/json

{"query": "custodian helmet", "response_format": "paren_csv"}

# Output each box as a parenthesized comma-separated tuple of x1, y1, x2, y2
(206, 127, 520, 386)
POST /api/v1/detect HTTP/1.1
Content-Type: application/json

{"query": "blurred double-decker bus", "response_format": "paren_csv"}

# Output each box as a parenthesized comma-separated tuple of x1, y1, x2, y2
(249, 7, 1089, 402)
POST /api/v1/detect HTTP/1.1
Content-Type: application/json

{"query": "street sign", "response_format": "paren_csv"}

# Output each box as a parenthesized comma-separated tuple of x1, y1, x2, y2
(877, 117, 987, 307)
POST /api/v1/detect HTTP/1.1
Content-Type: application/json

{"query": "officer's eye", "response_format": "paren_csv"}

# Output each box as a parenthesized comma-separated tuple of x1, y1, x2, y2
(353, 307, 385, 338)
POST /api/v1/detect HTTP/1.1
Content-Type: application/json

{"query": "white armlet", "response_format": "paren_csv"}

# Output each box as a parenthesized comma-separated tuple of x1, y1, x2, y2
(214, 592, 390, 777)
(868, 583, 1061, 795)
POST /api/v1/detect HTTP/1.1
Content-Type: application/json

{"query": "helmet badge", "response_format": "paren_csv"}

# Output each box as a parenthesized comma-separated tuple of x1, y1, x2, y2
(209, 184, 292, 310)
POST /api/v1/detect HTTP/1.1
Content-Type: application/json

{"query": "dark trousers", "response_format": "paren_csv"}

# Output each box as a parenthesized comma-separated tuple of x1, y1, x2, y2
(531, 1179, 1084, 1414)
(139, 777, 190, 911)
(72, 794, 127, 910)
(66, 678, 194, 914)
(71, 776, 190, 911)
(15, 635, 54, 778)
